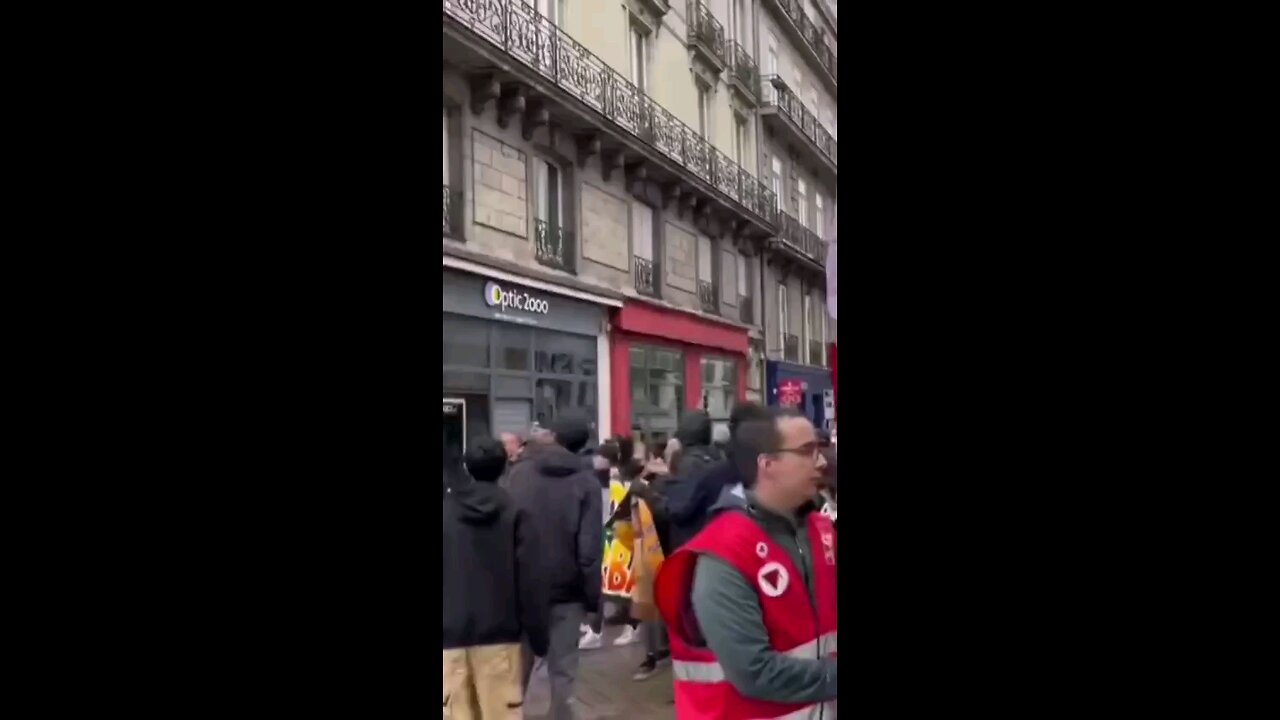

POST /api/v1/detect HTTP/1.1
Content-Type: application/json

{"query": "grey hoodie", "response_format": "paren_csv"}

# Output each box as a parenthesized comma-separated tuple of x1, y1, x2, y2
(686, 485, 838, 704)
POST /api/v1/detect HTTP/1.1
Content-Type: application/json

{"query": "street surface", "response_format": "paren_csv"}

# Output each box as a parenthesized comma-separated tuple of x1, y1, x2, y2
(524, 623, 674, 719)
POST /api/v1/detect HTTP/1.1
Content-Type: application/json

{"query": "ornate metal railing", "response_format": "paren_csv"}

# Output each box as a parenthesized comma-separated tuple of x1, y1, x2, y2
(698, 280, 717, 313)
(534, 218, 574, 271)
(443, 184, 463, 237)
(784, 333, 800, 363)
(766, 0, 837, 85)
(443, 0, 777, 226)
(762, 75, 837, 166)
(778, 210, 826, 264)
(739, 294, 753, 324)
(728, 41, 759, 99)
(634, 256, 658, 296)
(809, 339, 824, 367)
(687, 1, 727, 68)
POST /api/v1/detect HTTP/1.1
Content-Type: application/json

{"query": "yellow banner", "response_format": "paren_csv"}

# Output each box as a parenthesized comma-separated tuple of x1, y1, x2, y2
(601, 480, 634, 598)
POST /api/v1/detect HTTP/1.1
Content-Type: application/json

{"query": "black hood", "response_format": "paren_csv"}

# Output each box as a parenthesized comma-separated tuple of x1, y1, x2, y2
(449, 482, 507, 525)
(534, 444, 587, 478)
(675, 410, 713, 448)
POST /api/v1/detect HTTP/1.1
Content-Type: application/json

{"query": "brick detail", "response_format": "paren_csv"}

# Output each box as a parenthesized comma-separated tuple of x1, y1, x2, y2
(472, 129, 527, 239)
(665, 223, 697, 293)
(580, 182, 629, 271)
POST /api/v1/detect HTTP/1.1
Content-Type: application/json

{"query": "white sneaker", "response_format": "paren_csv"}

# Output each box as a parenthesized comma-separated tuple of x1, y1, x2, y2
(578, 629, 602, 650)
(613, 625, 640, 646)
(579, 623, 591, 635)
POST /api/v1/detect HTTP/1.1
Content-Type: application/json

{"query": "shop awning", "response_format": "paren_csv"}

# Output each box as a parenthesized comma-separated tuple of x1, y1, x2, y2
(613, 301, 749, 355)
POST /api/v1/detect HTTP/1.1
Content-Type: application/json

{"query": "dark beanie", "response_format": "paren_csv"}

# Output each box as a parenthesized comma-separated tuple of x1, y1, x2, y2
(550, 412, 591, 453)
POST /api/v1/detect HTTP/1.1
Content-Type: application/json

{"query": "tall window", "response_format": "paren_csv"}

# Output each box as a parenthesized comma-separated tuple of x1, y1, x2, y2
(696, 81, 711, 138)
(700, 356, 737, 431)
(734, 114, 748, 165)
(771, 156, 783, 211)
(796, 177, 808, 228)
(802, 291, 811, 361)
(533, 158, 562, 229)
(736, 254, 748, 298)
(778, 281, 788, 349)
(631, 201, 654, 260)
(735, 0, 749, 44)
(630, 23, 647, 91)
(630, 346, 684, 446)
(766, 35, 778, 102)
(536, 0, 557, 22)
(442, 108, 449, 185)
(815, 193, 825, 238)
(698, 235, 714, 283)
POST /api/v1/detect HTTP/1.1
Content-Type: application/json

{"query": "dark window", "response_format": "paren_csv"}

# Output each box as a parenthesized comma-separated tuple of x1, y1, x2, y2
(443, 315, 489, 367)
(495, 324, 532, 371)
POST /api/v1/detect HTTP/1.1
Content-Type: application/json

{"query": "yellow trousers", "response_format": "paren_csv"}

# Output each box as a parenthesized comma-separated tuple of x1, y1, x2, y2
(442, 643, 524, 719)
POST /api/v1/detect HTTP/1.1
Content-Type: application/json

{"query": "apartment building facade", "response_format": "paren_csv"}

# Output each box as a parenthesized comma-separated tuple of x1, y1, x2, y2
(441, 0, 835, 452)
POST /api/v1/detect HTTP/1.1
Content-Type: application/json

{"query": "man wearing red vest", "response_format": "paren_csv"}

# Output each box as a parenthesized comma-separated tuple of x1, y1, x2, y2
(656, 409, 838, 719)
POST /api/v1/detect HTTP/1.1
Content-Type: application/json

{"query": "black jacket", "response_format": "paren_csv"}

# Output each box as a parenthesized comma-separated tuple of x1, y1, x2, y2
(664, 456, 737, 550)
(442, 480, 549, 656)
(509, 444, 604, 610)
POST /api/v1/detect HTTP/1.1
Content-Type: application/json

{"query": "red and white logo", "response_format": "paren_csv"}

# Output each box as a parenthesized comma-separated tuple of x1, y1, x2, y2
(757, 561, 790, 597)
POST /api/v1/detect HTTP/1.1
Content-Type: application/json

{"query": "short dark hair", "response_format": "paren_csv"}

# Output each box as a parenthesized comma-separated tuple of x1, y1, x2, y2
(464, 438, 508, 483)
(550, 412, 591, 453)
(732, 419, 781, 489)
(729, 402, 771, 437)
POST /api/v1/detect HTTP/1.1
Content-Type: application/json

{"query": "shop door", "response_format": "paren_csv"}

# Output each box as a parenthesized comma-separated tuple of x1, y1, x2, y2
(443, 398, 466, 457)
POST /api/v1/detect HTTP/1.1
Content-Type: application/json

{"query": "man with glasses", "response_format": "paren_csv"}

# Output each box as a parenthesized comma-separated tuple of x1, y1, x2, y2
(654, 409, 838, 719)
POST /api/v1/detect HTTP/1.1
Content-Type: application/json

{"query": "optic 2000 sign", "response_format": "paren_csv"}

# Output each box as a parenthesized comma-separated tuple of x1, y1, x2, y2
(484, 281, 550, 315)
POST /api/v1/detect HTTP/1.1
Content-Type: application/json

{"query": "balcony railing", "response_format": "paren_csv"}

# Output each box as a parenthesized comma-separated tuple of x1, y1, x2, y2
(784, 333, 800, 363)
(778, 211, 826, 264)
(534, 218, 574, 272)
(728, 40, 759, 100)
(763, 75, 837, 166)
(634, 256, 658, 297)
(809, 339, 824, 367)
(766, 0, 837, 85)
(443, 184, 463, 237)
(442, 0, 777, 226)
(687, 1, 727, 68)
(739, 294, 753, 324)
(698, 280, 717, 313)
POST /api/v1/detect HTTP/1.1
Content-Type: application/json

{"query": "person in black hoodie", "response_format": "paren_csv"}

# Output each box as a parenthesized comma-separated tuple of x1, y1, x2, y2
(662, 404, 771, 549)
(508, 412, 602, 720)
(443, 439, 548, 718)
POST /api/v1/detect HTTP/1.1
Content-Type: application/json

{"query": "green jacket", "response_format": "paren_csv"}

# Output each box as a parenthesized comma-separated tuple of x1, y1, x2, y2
(689, 484, 838, 704)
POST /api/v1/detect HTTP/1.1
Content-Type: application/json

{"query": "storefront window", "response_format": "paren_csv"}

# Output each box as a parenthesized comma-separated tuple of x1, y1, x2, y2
(443, 315, 489, 367)
(700, 356, 737, 429)
(495, 324, 531, 371)
(631, 345, 683, 446)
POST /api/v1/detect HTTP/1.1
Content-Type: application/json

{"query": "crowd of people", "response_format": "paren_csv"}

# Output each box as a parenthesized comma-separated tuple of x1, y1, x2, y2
(442, 404, 838, 718)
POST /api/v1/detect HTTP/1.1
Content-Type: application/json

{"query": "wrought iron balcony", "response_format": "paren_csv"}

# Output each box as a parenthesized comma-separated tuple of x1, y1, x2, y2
(634, 256, 658, 297)
(698, 280, 717, 313)
(728, 40, 759, 102)
(687, 1, 727, 70)
(778, 211, 826, 264)
(534, 218, 574, 272)
(443, 0, 777, 227)
(443, 184, 463, 238)
(762, 75, 837, 167)
(763, 0, 837, 88)
(809, 339, 824, 367)
(784, 333, 800, 363)
(738, 294, 753, 324)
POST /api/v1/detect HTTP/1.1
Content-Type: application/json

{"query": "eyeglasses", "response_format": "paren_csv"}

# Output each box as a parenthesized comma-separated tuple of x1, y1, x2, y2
(772, 442, 821, 459)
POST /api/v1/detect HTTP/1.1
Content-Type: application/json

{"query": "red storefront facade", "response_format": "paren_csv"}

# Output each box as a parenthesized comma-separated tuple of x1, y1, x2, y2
(609, 300, 750, 442)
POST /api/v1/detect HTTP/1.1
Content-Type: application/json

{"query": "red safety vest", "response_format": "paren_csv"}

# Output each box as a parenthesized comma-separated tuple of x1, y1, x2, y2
(655, 509, 838, 719)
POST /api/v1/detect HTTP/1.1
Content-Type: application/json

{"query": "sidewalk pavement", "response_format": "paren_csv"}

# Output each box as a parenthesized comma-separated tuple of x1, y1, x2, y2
(523, 623, 674, 719)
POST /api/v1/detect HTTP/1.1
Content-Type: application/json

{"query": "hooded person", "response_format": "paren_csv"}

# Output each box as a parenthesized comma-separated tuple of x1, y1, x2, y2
(443, 438, 549, 718)
(663, 403, 770, 550)
(508, 411, 603, 720)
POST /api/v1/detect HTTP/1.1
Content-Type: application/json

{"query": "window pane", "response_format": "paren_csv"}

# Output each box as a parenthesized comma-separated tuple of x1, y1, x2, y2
(737, 254, 748, 295)
(535, 330, 595, 375)
(495, 324, 531, 370)
(632, 202, 653, 260)
(698, 236, 713, 282)
(534, 378, 574, 427)
(443, 315, 489, 367)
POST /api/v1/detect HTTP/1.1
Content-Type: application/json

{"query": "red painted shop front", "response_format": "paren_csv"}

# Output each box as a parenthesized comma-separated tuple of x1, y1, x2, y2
(609, 300, 749, 444)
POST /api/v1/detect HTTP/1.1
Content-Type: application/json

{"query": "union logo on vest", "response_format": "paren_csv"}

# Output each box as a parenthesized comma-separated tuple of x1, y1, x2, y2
(757, 561, 789, 598)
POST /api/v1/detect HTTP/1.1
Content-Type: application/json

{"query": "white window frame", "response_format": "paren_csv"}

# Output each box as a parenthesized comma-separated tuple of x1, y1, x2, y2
(442, 108, 449, 185)
(736, 254, 748, 297)
(533, 157, 563, 227)
(796, 177, 808, 228)
(697, 235, 714, 283)
(631, 201, 654, 260)
(629, 21, 648, 91)
(778, 282, 788, 350)
(696, 80, 711, 139)
(734, 113, 748, 165)
(815, 193, 825, 239)
(771, 156, 784, 211)
(802, 292, 811, 363)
